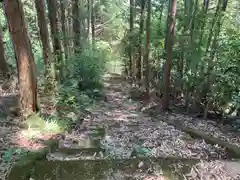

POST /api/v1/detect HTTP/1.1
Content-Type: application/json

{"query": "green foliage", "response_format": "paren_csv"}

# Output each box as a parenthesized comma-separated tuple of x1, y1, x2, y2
(132, 144, 151, 157)
(25, 113, 71, 133)
(1, 0, 238, 122)
(3, 147, 28, 162)
(65, 42, 108, 90)
(56, 41, 110, 115)
(119, 0, 240, 118)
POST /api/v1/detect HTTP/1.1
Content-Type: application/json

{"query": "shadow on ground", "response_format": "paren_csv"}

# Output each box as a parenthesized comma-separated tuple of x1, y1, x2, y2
(4, 73, 240, 180)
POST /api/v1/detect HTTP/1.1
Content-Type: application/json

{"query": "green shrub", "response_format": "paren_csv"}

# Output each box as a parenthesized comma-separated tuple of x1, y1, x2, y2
(56, 79, 79, 108)
(65, 42, 108, 90)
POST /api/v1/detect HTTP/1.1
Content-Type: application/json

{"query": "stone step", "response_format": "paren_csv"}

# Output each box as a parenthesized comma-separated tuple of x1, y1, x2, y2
(11, 157, 202, 180)
(58, 138, 104, 155)
(46, 151, 105, 161)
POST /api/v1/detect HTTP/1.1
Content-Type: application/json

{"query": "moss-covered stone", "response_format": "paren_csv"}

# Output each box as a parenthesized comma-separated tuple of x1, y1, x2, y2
(7, 139, 59, 180)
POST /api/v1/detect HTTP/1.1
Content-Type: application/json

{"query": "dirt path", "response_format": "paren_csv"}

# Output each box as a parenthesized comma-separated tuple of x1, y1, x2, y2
(76, 75, 227, 159)
(56, 74, 239, 179)
(1, 74, 240, 179)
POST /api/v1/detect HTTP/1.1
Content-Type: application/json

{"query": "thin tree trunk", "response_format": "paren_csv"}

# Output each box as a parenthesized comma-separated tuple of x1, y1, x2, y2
(73, 0, 81, 52)
(198, 0, 209, 46)
(201, 0, 222, 103)
(46, 0, 63, 81)
(184, 0, 198, 109)
(3, 0, 38, 117)
(178, 0, 193, 94)
(87, 0, 91, 39)
(129, 0, 134, 79)
(34, 0, 52, 70)
(206, 0, 221, 53)
(91, 0, 95, 43)
(0, 25, 8, 77)
(164, 0, 171, 51)
(143, 0, 151, 95)
(60, 0, 68, 60)
(156, 4, 164, 39)
(159, 4, 164, 24)
(162, 0, 177, 111)
(204, 0, 228, 118)
(136, 0, 146, 86)
(67, 2, 73, 55)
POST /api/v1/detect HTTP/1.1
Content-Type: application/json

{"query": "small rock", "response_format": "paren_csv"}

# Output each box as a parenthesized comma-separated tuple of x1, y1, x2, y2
(138, 161, 144, 168)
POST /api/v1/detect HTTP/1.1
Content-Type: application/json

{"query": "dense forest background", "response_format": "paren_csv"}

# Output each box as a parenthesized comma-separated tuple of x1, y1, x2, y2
(1, 0, 240, 179)
(0, 0, 239, 123)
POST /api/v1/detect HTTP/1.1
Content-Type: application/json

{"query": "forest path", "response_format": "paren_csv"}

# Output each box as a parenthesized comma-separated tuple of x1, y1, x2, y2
(1, 73, 240, 179)
(72, 73, 228, 159)
(47, 73, 240, 179)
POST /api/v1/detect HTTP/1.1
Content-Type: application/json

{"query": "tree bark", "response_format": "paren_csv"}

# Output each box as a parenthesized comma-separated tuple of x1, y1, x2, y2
(162, 0, 177, 111)
(0, 25, 8, 77)
(143, 0, 151, 94)
(190, 0, 199, 43)
(136, 0, 146, 85)
(198, 0, 209, 46)
(87, 0, 91, 39)
(60, 0, 68, 60)
(204, 0, 228, 118)
(178, 0, 194, 95)
(91, 0, 95, 43)
(3, 0, 38, 117)
(34, 0, 52, 68)
(67, 1, 73, 55)
(46, 0, 63, 80)
(164, 0, 171, 51)
(206, 0, 221, 53)
(129, 0, 134, 79)
(73, 0, 81, 52)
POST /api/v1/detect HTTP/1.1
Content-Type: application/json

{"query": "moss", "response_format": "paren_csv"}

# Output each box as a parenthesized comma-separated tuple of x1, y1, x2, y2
(7, 139, 58, 180)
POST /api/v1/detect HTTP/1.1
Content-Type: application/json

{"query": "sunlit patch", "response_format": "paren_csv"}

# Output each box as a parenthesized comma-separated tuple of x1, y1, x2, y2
(114, 113, 139, 122)
(18, 128, 42, 139)
(9, 114, 65, 151)
(127, 105, 137, 110)
(12, 136, 45, 151)
(12, 128, 57, 151)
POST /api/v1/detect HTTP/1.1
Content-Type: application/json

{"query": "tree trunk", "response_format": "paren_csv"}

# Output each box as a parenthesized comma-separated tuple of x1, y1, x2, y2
(46, 0, 63, 81)
(198, 0, 209, 46)
(0, 25, 8, 77)
(178, 0, 193, 95)
(190, 0, 199, 43)
(136, 0, 146, 86)
(73, 0, 81, 52)
(162, 0, 177, 111)
(60, 0, 68, 60)
(87, 0, 91, 39)
(206, 0, 221, 53)
(164, 0, 171, 51)
(204, 0, 228, 118)
(184, 0, 198, 109)
(201, 0, 224, 105)
(34, 0, 52, 69)
(3, 0, 38, 117)
(91, 0, 95, 43)
(129, 0, 134, 80)
(143, 0, 151, 95)
(67, 2, 73, 55)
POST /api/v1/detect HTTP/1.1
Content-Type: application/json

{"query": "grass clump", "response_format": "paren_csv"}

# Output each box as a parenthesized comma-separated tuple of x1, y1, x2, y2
(23, 114, 70, 139)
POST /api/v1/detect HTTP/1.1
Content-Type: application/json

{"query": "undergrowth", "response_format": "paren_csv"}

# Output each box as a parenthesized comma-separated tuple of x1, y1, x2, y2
(2, 41, 112, 164)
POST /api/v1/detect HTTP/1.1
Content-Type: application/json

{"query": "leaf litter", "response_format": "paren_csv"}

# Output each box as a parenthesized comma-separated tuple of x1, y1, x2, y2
(69, 78, 239, 179)
(167, 113, 240, 147)
(1, 75, 240, 179)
